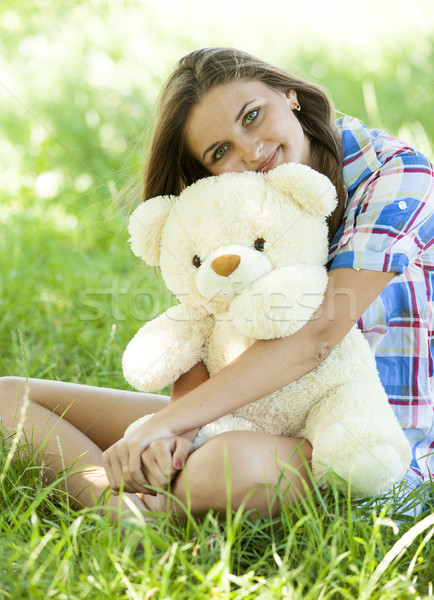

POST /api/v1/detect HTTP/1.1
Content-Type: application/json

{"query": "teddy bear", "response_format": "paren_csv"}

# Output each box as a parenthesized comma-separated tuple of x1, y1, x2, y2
(122, 163, 411, 497)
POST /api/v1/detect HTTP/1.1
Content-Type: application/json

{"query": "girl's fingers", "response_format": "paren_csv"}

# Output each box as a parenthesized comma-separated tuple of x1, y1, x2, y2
(102, 446, 124, 492)
(126, 448, 148, 492)
(141, 437, 192, 490)
(141, 455, 169, 492)
(107, 459, 125, 495)
(172, 437, 195, 470)
(150, 438, 177, 475)
(103, 436, 194, 496)
(103, 440, 149, 494)
(141, 440, 174, 491)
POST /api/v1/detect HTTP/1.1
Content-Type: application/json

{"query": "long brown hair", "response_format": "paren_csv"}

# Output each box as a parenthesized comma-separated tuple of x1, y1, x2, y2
(143, 47, 345, 241)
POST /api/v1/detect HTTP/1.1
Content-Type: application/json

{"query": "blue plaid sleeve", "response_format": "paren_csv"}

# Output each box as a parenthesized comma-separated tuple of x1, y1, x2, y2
(329, 120, 434, 274)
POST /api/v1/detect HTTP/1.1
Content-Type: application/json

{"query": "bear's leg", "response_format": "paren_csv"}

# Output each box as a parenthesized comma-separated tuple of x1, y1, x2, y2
(302, 382, 411, 497)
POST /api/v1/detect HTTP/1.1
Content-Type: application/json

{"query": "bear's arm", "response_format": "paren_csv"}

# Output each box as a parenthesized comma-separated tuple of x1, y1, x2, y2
(232, 265, 328, 340)
(122, 304, 213, 392)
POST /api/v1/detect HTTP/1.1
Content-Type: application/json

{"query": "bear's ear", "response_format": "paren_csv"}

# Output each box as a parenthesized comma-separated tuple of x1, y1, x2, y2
(128, 195, 177, 266)
(264, 163, 337, 217)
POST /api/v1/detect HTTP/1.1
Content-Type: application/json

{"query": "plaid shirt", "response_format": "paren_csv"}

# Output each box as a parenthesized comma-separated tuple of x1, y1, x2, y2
(329, 116, 434, 485)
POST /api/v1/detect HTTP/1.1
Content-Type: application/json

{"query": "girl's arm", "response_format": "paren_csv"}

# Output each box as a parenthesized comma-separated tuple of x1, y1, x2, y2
(146, 268, 395, 435)
(170, 361, 209, 442)
(137, 361, 209, 492)
(103, 267, 395, 493)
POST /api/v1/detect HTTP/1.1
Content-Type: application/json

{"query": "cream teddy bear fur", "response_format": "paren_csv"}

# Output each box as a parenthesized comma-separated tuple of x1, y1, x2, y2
(123, 163, 411, 497)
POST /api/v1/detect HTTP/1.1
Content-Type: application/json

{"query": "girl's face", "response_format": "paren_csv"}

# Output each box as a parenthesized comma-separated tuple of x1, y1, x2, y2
(185, 79, 312, 176)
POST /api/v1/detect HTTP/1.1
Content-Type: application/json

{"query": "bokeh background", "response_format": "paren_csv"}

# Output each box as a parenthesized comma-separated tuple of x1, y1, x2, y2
(1, 0, 433, 385)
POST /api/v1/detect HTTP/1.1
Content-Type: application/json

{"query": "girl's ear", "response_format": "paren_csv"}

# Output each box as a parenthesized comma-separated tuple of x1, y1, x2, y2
(128, 195, 177, 266)
(264, 163, 337, 217)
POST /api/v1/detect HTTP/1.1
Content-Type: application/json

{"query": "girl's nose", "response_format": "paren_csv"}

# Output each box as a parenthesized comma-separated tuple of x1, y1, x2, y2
(239, 138, 263, 165)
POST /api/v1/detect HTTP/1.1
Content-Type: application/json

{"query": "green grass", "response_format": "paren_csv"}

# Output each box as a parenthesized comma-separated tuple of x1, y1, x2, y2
(1, 425, 433, 599)
(1, 4, 434, 596)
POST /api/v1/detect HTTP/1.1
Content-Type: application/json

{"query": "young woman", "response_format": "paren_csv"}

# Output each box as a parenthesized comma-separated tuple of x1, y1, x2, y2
(1, 48, 433, 519)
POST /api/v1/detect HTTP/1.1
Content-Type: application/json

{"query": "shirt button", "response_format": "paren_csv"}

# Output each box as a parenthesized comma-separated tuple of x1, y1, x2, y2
(398, 200, 407, 210)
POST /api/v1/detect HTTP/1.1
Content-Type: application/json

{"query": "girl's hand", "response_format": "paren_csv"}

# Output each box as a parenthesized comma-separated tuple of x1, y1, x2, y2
(102, 418, 171, 494)
(140, 436, 195, 494)
(102, 435, 147, 494)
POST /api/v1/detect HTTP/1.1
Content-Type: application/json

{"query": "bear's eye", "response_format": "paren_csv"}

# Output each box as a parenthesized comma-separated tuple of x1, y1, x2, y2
(192, 254, 202, 268)
(253, 238, 266, 252)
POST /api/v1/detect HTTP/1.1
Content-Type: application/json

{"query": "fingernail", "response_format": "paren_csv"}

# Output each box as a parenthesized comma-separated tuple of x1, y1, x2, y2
(174, 459, 182, 469)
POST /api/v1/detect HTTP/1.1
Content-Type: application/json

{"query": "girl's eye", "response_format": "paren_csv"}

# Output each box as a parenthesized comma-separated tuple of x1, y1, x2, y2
(192, 254, 202, 268)
(254, 238, 266, 252)
(213, 144, 228, 161)
(245, 109, 259, 124)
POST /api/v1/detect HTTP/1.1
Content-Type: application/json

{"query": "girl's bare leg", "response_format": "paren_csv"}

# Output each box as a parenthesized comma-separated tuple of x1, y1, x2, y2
(145, 431, 313, 518)
(0, 377, 313, 518)
(0, 376, 169, 449)
(0, 376, 169, 515)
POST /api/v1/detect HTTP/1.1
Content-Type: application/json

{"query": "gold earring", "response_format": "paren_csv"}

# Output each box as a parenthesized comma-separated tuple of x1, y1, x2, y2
(294, 101, 301, 112)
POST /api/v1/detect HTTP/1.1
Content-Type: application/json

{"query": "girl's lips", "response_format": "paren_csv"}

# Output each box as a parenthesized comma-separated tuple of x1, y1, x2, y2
(258, 146, 280, 173)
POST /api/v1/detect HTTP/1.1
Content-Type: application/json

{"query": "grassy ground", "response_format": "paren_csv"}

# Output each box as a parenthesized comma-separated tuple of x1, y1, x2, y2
(1, 426, 433, 598)
(1, 5, 434, 596)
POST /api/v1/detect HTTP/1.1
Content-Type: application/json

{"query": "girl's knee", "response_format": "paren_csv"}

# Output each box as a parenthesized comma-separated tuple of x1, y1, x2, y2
(0, 376, 26, 400)
(0, 377, 26, 416)
(185, 431, 265, 481)
(0, 376, 21, 389)
(195, 430, 312, 478)
(172, 431, 313, 516)
(0, 377, 43, 432)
